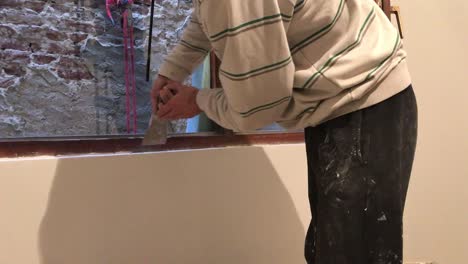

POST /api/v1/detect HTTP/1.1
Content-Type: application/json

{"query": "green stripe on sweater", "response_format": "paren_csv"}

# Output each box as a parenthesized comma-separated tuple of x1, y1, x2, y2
(180, 40, 209, 54)
(297, 35, 404, 120)
(300, 7, 376, 89)
(214, 89, 224, 100)
(291, 0, 345, 54)
(241, 96, 291, 117)
(190, 19, 202, 26)
(296, 102, 321, 119)
(294, 0, 306, 8)
(220, 56, 292, 81)
(294, 0, 308, 14)
(366, 32, 401, 79)
(343, 33, 401, 90)
(210, 13, 292, 41)
(343, 32, 401, 90)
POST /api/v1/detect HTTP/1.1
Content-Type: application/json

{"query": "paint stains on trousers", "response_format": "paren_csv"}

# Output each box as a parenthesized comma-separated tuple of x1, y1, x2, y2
(304, 86, 418, 264)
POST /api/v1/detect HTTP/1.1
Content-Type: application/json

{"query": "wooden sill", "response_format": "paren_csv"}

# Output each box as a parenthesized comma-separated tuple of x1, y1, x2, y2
(0, 132, 305, 158)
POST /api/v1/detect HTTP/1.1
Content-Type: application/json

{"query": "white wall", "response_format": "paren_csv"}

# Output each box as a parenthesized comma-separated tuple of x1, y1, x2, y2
(1, 0, 467, 263)
(0, 145, 310, 264)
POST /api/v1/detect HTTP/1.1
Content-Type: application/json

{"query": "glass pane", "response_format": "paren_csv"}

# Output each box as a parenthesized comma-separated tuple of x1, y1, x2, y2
(259, 123, 286, 132)
(187, 56, 216, 133)
(0, 0, 211, 139)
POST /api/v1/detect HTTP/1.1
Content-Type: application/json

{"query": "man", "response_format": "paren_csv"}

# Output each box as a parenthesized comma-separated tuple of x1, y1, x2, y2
(151, 0, 417, 263)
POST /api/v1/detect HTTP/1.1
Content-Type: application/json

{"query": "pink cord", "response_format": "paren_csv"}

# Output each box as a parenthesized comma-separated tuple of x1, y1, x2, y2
(106, 0, 137, 134)
(129, 22, 137, 134)
(123, 10, 131, 134)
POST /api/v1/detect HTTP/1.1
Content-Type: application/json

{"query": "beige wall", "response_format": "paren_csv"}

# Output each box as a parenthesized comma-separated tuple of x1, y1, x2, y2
(1, 0, 467, 263)
(0, 145, 310, 264)
(395, 0, 468, 263)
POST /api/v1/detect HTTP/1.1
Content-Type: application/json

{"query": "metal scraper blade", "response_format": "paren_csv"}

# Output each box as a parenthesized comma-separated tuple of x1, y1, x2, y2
(142, 114, 167, 145)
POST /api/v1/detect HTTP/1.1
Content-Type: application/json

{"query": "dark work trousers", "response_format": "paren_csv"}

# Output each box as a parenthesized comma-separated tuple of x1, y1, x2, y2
(304, 86, 417, 264)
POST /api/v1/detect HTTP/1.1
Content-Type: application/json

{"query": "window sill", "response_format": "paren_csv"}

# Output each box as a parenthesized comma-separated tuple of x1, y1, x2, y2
(0, 132, 305, 158)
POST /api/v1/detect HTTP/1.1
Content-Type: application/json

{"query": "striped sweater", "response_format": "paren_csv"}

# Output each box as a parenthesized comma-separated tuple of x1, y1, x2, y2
(159, 0, 411, 131)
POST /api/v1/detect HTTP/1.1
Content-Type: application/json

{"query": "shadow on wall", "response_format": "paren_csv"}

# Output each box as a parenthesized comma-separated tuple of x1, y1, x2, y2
(38, 147, 307, 264)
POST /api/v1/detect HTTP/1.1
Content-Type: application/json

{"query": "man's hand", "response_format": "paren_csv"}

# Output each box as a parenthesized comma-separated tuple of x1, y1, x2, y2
(157, 82, 202, 120)
(150, 75, 176, 114)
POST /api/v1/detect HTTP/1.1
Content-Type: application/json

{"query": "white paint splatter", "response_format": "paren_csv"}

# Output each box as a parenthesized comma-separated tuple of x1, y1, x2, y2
(0, 114, 22, 126)
(377, 212, 387, 221)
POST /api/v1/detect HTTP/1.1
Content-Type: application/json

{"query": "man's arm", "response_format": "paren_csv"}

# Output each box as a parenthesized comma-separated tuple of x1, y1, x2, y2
(158, 10, 212, 82)
(195, 0, 296, 131)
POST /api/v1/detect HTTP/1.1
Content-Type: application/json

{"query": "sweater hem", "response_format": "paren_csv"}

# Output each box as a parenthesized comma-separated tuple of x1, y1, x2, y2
(323, 59, 412, 125)
(279, 59, 412, 129)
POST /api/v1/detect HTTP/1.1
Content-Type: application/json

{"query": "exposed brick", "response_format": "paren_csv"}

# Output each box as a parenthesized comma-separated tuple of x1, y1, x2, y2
(50, 0, 99, 8)
(4, 63, 26, 76)
(0, 0, 25, 9)
(48, 3, 75, 13)
(133, 4, 149, 15)
(55, 57, 93, 80)
(0, 25, 16, 38)
(46, 43, 80, 56)
(0, 50, 30, 64)
(51, 0, 70, 5)
(0, 39, 29, 52)
(0, 77, 16, 88)
(64, 20, 97, 34)
(24, 1, 45, 13)
(32, 54, 56, 65)
(70, 33, 88, 43)
(46, 30, 67, 41)
(21, 27, 62, 40)
(29, 42, 41, 52)
(0, 11, 43, 26)
(0, 0, 44, 13)
(0, 0, 192, 137)
(45, 43, 64, 54)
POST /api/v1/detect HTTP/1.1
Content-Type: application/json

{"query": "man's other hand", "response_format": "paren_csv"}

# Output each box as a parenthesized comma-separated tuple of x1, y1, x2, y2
(150, 75, 177, 114)
(157, 82, 202, 120)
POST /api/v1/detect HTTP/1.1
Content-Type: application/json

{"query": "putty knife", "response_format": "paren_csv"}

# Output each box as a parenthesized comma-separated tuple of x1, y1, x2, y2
(142, 114, 167, 145)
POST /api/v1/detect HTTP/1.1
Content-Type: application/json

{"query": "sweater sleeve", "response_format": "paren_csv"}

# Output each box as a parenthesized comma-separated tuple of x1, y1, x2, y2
(196, 0, 296, 131)
(158, 10, 212, 82)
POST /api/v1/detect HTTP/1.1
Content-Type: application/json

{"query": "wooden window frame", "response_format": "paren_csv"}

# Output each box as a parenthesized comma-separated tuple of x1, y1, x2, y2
(0, 132, 305, 158)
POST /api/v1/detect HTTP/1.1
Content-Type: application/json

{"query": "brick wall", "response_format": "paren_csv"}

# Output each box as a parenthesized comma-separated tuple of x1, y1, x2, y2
(0, 0, 191, 137)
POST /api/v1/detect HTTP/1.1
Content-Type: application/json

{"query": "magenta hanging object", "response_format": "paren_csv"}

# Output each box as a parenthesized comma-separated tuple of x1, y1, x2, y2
(106, 0, 138, 134)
